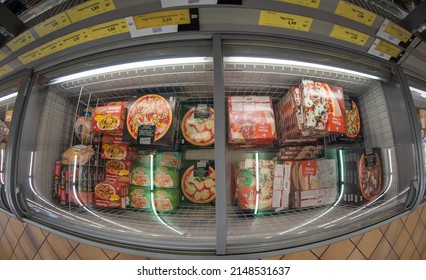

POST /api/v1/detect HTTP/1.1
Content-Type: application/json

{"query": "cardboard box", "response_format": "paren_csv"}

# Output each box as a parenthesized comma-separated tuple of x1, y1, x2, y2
(180, 160, 215, 204)
(101, 135, 128, 160)
(105, 159, 130, 184)
(179, 102, 214, 148)
(94, 179, 129, 209)
(129, 186, 151, 210)
(93, 104, 126, 134)
(153, 188, 179, 211)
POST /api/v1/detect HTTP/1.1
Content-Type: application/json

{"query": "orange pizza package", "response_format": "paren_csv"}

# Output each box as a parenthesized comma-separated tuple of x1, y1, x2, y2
(339, 148, 383, 206)
(228, 96, 277, 145)
(179, 102, 214, 148)
(94, 178, 129, 209)
(93, 104, 126, 134)
(104, 159, 130, 184)
(123, 94, 177, 148)
(300, 80, 346, 135)
(101, 135, 128, 160)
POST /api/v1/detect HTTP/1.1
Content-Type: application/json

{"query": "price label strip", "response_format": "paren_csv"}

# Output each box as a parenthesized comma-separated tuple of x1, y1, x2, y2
(34, 12, 72, 37)
(66, 0, 116, 23)
(334, 0, 376, 26)
(86, 19, 129, 40)
(126, 9, 199, 38)
(0, 50, 7, 61)
(6, 30, 36, 52)
(279, 0, 321, 9)
(330, 25, 369, 46)
(161, 0, 242, 8)
(258, 10, 313, 32)
(0, 64, 13, 78)
(368, 39, 404, 62)
(376, 19, 412, 47)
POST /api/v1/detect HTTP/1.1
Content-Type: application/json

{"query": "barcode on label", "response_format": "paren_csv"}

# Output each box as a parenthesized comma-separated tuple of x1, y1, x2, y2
(139, 138, 151, 145)
(152, 27, 163, 33)
(197, 160, 207, 167)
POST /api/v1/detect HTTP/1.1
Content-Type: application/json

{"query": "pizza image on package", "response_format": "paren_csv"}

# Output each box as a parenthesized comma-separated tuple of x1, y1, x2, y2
(181, 164, 216, 204)
(126, 94, 173, 142)
(359, 150, 382, 201)
(181, 105, 215, 147)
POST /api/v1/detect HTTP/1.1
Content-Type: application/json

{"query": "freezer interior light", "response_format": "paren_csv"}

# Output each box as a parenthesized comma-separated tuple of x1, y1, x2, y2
(224, 57, 382, 80)
(50, 57, 212, 84)
(0, 92, 18, 102)
(409, 86, 426, 98)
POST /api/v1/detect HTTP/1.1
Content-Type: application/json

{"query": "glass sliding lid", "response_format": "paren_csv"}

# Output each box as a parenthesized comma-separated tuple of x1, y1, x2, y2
(16, 42, 217, 254)
(222, 39, 417, 255)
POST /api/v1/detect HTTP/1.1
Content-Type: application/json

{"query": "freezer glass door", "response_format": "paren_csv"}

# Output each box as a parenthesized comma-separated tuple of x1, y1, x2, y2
(222, 39, 418, 255)
(16, 41, 217, 254)
(0, 74, 21, 213)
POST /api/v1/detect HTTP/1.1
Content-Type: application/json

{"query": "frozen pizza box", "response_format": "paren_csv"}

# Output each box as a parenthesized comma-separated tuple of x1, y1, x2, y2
(300, 80, 347, 135)
(130, 161, 152, 187)
(228, 96, 277, 145)
(123, 94, 177, 148)
(129, 186, 151, 210)
(101, 135, 128, 160)
(339, 148, 383, 206)
(153, 166, 179, 188)
(417, 109, 426, 131)
(153, 188, 179, 211)
(94, 179, 129, 209)
(105, 159, 130, 184)
(180, 160, 215, 204)
(93, 104, 126, 134)
(154, 151, 181, 168)
(178, 102, 215, 148)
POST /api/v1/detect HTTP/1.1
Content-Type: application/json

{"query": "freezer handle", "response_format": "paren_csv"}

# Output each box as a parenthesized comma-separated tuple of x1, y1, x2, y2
(404, 180, 418, 209)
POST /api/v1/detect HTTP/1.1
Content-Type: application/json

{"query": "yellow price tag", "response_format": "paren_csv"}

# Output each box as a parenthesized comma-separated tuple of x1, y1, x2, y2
(374, 40, 402, 58)
(6, 30, 36, 52)
(119, 170, 129, 176)
(0, 65, 13, 77)
(0, 50, 7, 61)
(87, 19, 129, 40)
(330, 25, 369, 46)
(384, 21, 411, 43)
(335, 1, 376, 26)
(279, 0, 320, 8)
(34, 12, 71, 37)
(59, 30, 91, 49)
(18, 47, 45, 64)
(110, 194, 120, 201)
(258, 11, 313, 32)
(37, 40, 63, 58)
(66, 0, 116, 23)
(132, 9, 190, 30)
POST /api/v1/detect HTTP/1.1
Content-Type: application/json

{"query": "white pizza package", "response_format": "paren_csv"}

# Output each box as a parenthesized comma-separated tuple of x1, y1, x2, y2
(123, 94, 177, 148)
(228, 96, 277, 145)
(276, 80, 347, 144)
(339, 148, 383, 206)
(178, 102, 214, 148)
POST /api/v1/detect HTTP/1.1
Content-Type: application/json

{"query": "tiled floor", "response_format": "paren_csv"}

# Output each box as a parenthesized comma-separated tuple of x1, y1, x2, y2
(0, 205, 425, 260)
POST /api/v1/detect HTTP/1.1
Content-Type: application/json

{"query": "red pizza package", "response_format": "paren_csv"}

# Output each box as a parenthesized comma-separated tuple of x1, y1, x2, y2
(93, 104, 126, 134)
(228, 96, 277, 145)
(101, 135, 128, 160)
(94, 179, 129, 209)
(105, 159, 130, 184)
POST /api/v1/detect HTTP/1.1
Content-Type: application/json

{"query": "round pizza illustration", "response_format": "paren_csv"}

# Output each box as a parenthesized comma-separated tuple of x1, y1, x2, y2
(181, 107, 215, 146)
(359, 152, 382, 201)
(345, 100, 361, 138)
(181, 165, 216, 204)
(126, 94, 173, 141)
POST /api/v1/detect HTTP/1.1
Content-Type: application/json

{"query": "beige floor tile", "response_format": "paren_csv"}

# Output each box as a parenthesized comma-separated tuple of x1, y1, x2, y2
(67, 239, 79, 248)
(13, 243, 28, 260)
(0, 212, 9, 230)
(282, 250, 318, 260)
(10, 253, 17, 260)
(66, 251, 82, 260)
(260, 255, 283, 260)
(4, 223, 18, 247)
(33, 254, 42, 260)
(310, 245, 329, 258)
(0, 244, 6, 260)
(347, 248, 366, 260)
(411, 251, 421, 260)
(417, 231, 426, 255)
(320, 240, 354, 260)
(384, 219, 404, 246)
(47, 233, 74, 259)
(41, 229, 50, 237)
(404, 211, 419, 235)
(401, 240, 416, 260)
(370, 238, 392, 260)
(393, 228, 410, 258)
(25, 224, 46, 250)
(0, 236, 13, 259)
(356, 229, 383, 259)
(74, 243, 109, 260)
(400, 214, 408, 224)
(411, 220, 425, 246)
(421, 206, 426, 226)
(379, 223, 390, 234)
(386, 250, 399, 260)
(114, 253, 150, 260)
(350, 234, 363, 246)
(19, 232, 38, 259)
(422, 247, 426, 260)
(38, 241, 59, 260)
(8, 218, 25, 238)
(102, 248, 120, 259)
